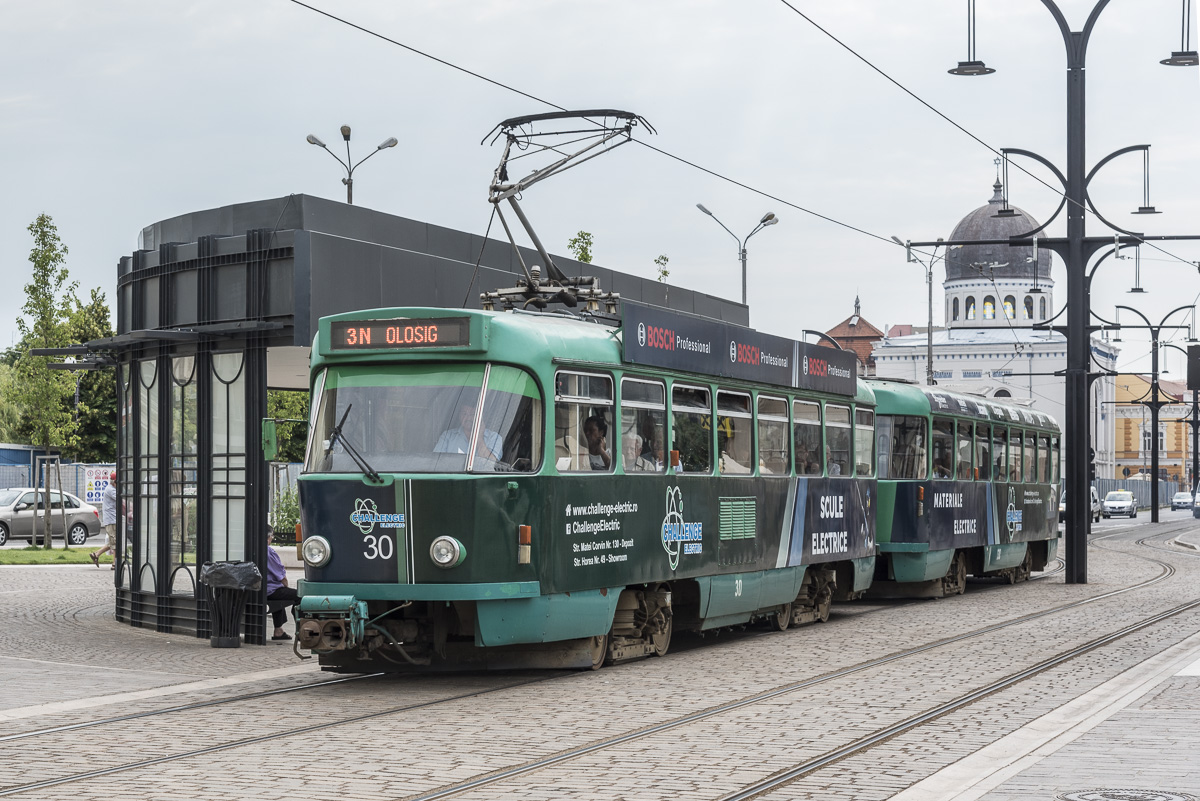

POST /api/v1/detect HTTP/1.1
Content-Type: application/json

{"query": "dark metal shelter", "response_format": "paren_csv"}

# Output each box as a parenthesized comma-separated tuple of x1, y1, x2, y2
(110, 194, 747, 643)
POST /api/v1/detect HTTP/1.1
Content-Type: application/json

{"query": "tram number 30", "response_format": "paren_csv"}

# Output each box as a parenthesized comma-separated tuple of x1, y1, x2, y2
(734, 578, 743, 597)
(363, 534, 394, 560)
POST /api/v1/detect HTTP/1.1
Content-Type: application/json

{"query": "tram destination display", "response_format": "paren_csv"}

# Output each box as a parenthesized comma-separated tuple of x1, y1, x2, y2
(622, 302, 856, 396)
(329, 317, 471, 351)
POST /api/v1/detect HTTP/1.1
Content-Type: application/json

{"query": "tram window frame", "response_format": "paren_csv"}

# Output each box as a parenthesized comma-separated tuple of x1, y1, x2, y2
(855, 408, 875, 478)
(992, 425, 1008, 481)
(826, 404, 852, 477)
(554, 370, 615, 473)
(1051, 435, 1061, 483)
(1007, 429, 1024, 482)
(875, 414, 927, 480)
(672, 384, 713, 474)
(932, 417, 955, 479)
(1023, 432, 1037, 483)
(620, 377, 666, 474)
(793, 400, 823, 476)
(1039, 434, 1052, 483)
(956, 420, 974, 480)
(757, 394, 790, 477)
(975, 423, 992, 480)
(717, 390, 754, 476)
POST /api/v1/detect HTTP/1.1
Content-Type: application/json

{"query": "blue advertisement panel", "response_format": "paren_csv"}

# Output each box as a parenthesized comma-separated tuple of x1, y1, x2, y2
(787, 477, 876, 565)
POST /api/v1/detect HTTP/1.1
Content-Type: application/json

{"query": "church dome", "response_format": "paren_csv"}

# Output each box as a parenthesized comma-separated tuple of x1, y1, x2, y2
(943, 180, 1052, 283)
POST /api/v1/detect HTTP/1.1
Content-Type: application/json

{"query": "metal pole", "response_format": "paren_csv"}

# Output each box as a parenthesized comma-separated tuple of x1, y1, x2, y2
(1151, 340, 1161, 521)
(346, 176, 353, 205)
(740, 246, 748, 306)
(1192, 391, 1198, 494)
(927, 264, 934, 385)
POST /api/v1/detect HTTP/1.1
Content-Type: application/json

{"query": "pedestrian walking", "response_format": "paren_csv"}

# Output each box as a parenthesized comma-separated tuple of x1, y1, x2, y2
(90, 473, 119, 569)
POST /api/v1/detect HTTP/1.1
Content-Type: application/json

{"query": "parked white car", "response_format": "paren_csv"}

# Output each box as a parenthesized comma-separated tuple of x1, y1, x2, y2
(1059, 487, 1102, 523)
(1171, 491, 1193, 510)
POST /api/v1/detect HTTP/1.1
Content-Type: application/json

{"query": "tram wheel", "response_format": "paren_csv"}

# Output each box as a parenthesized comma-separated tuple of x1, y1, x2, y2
(1015, 548, 1033, 583)
(651, 615, 672, 657)
(943, 552, 967, 596)
(769, 602, 792, 631)
(588, 634, 608, 670)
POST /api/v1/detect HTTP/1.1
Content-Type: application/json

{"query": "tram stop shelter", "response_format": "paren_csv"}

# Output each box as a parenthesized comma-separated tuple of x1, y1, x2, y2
(103, 194, 747, 644)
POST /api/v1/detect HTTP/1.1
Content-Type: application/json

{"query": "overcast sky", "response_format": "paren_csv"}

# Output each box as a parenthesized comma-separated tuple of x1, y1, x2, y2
(3, 0, 1199, 375)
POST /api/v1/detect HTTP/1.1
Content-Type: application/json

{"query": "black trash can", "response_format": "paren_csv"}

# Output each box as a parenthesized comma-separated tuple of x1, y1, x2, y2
(200, 561, 263, 648)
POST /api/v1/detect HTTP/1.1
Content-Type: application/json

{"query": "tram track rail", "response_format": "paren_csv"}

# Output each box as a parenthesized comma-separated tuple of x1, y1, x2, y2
(1, 530, 1187, 799)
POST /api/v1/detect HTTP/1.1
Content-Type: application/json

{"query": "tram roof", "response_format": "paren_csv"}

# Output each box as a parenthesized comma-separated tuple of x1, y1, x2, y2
(868, 379, 1060, 433)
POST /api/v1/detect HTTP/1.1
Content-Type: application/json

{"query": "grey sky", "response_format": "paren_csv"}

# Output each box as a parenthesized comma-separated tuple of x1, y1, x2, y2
(3, 1, 1199, 375)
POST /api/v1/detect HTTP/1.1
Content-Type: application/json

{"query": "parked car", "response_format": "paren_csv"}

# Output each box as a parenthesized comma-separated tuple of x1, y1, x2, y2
(1059, 487, 1102, 523)
(1171, 491, 1193, 510)
(1102, 490, 1138, 519)
(0, 489, 101, 546)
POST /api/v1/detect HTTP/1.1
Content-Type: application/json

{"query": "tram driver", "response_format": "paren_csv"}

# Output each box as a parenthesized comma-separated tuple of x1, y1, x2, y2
(435, 400, 503, 462)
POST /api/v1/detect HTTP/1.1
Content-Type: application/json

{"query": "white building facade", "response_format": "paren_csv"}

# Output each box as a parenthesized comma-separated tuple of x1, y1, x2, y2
(872, 179, 1119, 478)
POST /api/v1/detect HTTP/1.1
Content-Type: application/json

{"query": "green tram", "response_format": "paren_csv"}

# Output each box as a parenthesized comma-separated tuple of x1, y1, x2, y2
(870, 381, 1061, 596)
(293, 304, 880, 671)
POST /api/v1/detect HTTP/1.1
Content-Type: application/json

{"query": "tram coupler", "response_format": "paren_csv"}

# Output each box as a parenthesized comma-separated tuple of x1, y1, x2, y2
(296, 595, 368, 653)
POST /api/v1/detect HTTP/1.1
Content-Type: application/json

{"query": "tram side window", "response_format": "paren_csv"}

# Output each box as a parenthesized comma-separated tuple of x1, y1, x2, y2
(855, 409, 875, 477)
(672, 385, 712, 473)
(1051, 436, 1061, 482)
(992, 426, 1008, 481)
(976, 424, 992, 480)
(1023, 433, 1037, 483)
(1039, 435, 1052, 483)
(1007, 429, 1023, 482)
(621, 378, 666, 473)
(876, 415, 927, 479)
(555, 371, 614, 472)
(757, 395, 790, 475)
(956, 421, 974, 480)
(793, 400, 823, 476)
(932, 418, 955, 479)
(827, 404, 852, 477)
(717, 391, 753, 475)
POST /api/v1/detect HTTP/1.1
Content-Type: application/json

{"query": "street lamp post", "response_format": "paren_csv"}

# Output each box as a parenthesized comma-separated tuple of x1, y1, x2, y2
(906, 1, 1200, 583)
(1159, 341, 1200, 496)
(306, 125, 398, 205)
(695, 204, 778, 308)
(892, 237, 944, 385)
(1109, 303, 1194, 521)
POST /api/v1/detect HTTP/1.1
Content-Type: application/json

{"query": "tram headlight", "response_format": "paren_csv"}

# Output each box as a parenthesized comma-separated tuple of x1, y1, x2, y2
(302, 536, 332, 568)
(430, 536, 466, 568)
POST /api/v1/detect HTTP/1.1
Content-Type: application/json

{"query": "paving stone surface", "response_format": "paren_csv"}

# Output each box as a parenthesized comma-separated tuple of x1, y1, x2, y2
(0, 520, 1197, 800)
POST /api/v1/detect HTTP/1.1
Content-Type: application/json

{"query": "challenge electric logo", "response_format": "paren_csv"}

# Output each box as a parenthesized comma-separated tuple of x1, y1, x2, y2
(350, 497, 406, 534)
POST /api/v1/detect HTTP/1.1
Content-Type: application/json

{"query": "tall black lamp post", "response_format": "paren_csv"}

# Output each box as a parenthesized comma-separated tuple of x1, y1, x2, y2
(306, 125, 398, 205)
(1159, 341, 1200, 494)
(1109, 304, 1194, 521)
(908, 0, 1200, 583)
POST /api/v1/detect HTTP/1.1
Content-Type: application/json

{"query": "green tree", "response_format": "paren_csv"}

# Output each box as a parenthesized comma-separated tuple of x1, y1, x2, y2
(267, 389, 310, 463)
(654, 254, 670, 282)
(566, 231, 594, 264)
(14, 214, 78, 547)
(0, 363, 23, 442)
(64, 288, 116, 463)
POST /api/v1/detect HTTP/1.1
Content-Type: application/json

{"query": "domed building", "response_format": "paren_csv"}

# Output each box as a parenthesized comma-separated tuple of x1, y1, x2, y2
(872, 175, 1119, 478)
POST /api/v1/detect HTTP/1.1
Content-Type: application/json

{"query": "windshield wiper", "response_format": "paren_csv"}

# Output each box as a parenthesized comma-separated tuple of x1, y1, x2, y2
(325, 404, 382, 483)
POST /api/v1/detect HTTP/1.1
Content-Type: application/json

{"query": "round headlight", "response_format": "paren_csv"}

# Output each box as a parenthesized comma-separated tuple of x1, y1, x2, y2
(302, 536, 332, 568)
(430, 536, 466, 568)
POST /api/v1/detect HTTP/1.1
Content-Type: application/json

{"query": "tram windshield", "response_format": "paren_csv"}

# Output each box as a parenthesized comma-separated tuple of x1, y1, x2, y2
(304, 364, 542, 474)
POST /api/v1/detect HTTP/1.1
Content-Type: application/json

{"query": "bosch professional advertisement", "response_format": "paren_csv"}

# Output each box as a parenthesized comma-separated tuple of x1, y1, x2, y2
(622, 302, 857, 396)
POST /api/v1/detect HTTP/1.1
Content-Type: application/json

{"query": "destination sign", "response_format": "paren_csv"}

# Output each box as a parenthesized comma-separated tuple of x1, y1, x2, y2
(329, 317, 471, 351)
(621, 302, 857, 396)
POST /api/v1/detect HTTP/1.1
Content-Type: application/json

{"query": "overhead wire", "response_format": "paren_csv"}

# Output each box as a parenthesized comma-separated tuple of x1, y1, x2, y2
(286, 0, 1196, 365)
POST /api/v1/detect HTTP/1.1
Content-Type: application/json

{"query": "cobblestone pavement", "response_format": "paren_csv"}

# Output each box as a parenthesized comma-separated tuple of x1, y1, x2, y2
(0, 520, 1198, 801)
